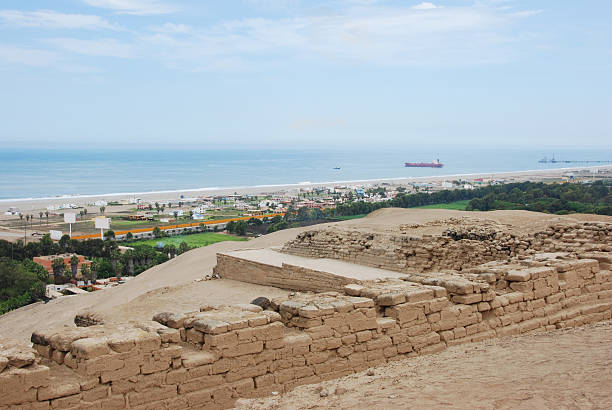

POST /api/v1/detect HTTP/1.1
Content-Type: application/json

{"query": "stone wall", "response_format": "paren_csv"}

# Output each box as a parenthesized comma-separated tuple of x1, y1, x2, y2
(214, 254, 357, 292)
(281, 222, 611, 273)
(2, 253, 611, 409)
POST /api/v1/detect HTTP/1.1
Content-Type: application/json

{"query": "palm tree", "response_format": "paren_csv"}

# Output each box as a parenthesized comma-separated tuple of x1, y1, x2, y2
(99, 206, 106, 215)
(70, 255, 79, 279)
(39, 212, 43, 225)
(24, 214, 30, 243)
(45, 210, 49, 225)
(155, 202, 160, 214)
(173, 211, 178, 221)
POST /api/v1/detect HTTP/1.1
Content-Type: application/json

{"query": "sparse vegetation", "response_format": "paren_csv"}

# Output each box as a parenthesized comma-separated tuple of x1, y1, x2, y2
(125, 232, 247, 249)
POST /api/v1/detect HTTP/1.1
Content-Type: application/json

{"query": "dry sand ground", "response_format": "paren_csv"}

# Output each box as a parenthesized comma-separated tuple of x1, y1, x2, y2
(1, 209, 611, 408)
(1, 208, 611, 344)
(236, 321, 612, 410)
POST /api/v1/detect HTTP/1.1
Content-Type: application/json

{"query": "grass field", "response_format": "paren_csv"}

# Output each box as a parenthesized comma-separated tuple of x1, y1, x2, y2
(414, 200, 471, 210)
(125, 232, 248, 248)
(331, 214, 368, 220)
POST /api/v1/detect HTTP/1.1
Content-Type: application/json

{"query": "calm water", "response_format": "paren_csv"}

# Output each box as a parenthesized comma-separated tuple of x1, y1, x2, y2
(0, 147, 611, 200)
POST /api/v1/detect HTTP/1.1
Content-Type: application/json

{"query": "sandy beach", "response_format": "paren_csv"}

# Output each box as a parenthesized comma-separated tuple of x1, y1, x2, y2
(1, 165, 610, 214)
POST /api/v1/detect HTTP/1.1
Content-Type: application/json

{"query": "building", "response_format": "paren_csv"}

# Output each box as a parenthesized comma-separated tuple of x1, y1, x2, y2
(33, 254, 92, 278)
(4, 206, 20, 216)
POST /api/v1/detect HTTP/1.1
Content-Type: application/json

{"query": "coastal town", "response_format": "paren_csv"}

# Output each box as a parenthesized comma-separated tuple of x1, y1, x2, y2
(1, 167, 609, 242)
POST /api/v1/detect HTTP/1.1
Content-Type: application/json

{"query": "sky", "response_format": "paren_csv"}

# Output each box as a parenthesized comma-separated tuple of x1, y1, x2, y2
(0, 0, 611, 149)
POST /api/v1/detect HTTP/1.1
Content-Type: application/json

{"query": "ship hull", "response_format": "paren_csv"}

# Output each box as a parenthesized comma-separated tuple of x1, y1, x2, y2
(405, 163, 444, 168)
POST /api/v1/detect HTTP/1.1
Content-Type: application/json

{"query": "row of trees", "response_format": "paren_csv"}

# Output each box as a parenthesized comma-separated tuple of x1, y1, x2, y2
(464, 181, 611, 214)
(0, 258, 47, 314)
(329, 181, 611, 217)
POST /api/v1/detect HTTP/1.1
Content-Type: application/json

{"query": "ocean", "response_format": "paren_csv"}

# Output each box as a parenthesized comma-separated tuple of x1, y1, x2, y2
(1, 147, 610, 200)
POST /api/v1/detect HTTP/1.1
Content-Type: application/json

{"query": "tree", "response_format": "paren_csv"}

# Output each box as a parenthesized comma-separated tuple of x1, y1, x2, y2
(104, 230, 115, 240)
(99, 206, 106, 215)
(155, 202, 160, 214)
(110, 249, 121, 272)
(91, 258, 113, 279)
(122, 249, 135, 275)
(70, 255, 79, 278)
(178, 241, 190, 255)
(45, 210, 49, 225)
(173, 211, 178, 221)
(236, 220, 247, 235)
(59, 234, 71, 252)
(23, 214, 29, 243)
(81, 264, 92, 282)
(163, 244, 177, 258)
(39, 234, 55, 255)
(126, 232, 133, 240)
(0, 258, 46, 309)
(51, 258, 66, 278)
(153, 226, 162, 238)
(39, 212, 43, 225)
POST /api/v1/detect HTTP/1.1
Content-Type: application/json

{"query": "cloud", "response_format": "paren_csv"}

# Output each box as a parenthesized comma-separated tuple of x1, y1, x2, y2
(151, 22, 191, 33)
(0, 2, 542, 72)
(0, 43, 99, 72)
(412, 2, 438, 10)
(82, 0, 177, 15)
(141, 4, 539, 70)
(45, 38, 134, 58)
(0, 9, 118, 30)
(0, 44, 59, 67)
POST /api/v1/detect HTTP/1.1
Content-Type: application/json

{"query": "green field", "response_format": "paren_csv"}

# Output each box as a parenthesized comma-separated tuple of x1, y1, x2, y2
(126, 232, 248, 248)
(414, 200, 471, 210)
(331, 214, 368, 220)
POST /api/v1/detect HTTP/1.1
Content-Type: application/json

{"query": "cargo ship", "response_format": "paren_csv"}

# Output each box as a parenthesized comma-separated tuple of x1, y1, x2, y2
(405, 159, 444, 168)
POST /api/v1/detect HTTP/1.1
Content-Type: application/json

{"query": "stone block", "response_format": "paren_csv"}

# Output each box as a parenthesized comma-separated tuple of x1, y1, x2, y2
(178, 375, 223, 394)
(182, 351, 216, 369)
(193, 319, 229, 335)
(222, 341, 264, 358)
(71, 337, 110, 360)
(37, 381, 80, 401)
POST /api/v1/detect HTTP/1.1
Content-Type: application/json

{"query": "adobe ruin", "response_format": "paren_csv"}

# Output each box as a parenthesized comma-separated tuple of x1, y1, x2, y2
(1, 218, 610, 409)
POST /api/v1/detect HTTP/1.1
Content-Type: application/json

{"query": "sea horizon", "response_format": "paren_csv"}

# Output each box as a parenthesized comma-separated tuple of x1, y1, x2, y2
(1, 147, 611, 201)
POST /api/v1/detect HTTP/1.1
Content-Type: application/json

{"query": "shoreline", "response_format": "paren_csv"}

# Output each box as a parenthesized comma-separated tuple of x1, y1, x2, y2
(1, 165, 610, 211)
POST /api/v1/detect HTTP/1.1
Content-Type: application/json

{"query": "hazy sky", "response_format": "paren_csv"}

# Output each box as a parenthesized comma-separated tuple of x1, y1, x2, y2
(0, 0, 610, 149)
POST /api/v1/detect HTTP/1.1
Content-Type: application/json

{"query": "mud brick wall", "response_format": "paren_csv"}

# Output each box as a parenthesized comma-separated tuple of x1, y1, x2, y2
(281, 222, 611, 273)
(282, 229, 525, 273)
(532, 222, 611, 254)
(2, 254, 612, 409)
(214, 254, 358, 292)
